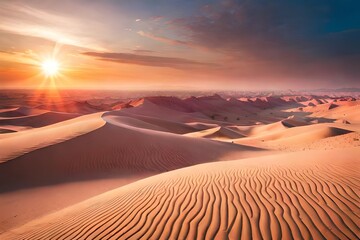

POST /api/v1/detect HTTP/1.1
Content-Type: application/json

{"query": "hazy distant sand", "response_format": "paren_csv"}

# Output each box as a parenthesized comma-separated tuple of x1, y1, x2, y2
(2, 148, 358, 239)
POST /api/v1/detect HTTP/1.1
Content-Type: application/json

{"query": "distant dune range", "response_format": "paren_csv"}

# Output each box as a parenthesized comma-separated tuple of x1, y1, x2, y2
(0, 93, 359, 238)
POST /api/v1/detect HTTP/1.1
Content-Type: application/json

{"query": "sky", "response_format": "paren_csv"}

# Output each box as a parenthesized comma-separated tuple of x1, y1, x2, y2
(0, 0, 359, 90)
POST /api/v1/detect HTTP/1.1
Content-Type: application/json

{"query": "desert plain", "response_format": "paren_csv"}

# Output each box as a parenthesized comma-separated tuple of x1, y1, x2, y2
(0, 89, 359, 239)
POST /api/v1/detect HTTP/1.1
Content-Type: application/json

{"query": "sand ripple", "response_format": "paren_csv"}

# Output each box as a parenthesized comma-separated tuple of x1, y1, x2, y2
(3, 149, 359, 240)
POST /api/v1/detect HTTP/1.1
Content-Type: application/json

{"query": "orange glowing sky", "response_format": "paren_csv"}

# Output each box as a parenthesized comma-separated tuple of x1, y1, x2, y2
(0, 0, 359, 90)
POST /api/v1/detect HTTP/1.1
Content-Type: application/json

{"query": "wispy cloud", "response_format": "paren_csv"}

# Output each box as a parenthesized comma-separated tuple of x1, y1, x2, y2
(137, 31, 189, 46)
(132, 49, 155, 54)
(0, 48, 40, 66)
(0, 2, 106, 51)
(175, 0, 360, 61)
(0, 50, 14, 55)
(82, 51, 215, 69)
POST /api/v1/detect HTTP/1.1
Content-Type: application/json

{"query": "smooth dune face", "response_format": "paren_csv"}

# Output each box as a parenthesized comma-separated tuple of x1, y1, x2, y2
(2, 148, 359, 240)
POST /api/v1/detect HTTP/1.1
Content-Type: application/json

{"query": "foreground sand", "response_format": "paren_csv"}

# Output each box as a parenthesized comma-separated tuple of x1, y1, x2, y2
(2, 148, 359, 239)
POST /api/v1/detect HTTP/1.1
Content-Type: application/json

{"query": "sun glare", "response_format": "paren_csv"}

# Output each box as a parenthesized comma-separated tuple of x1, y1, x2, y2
(41, 59, 59, 77)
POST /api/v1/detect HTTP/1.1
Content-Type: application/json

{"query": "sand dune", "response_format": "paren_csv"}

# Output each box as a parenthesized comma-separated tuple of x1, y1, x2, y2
(123, 95, 268, 125)
(120, 99, 210, 122)
(280, 116, 310, 128)
(300, 98, 325, 106)
(101, 115, 169, 132)
(3, 148, 359, 240)
(311, 102, 360, 124)
(38, 101, 100, 114)
(0, 112, 105, 163)
(0, 111, 80, 128)
(244, 96, 298, 109)
(186, 122, 219, 130)
(184, 126, 246, 140)
(0, 106, 264, 232)
(252, 124, 351, 141)
(259, 126, 353, 150)
(0, 107, 47, 121)
(145, 96, 197, 113)
(0, 109, 26, 118)
(0, 111, 262, 192)
(296, 100, 360, 124)
(1, 93, 359, 238)
(236, 121, 290, 137)
(0, 128, 16, 134)
(234, 122, 353, 150)
(108, 112, 197, 134)
(0, 106, 46, 118)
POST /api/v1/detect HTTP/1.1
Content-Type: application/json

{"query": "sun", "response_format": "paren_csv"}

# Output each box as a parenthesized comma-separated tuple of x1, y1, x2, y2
(41, 59, 59, 77)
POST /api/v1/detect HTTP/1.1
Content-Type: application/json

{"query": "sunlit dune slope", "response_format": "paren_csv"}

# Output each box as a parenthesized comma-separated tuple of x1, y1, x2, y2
(3, 147, 359, 240)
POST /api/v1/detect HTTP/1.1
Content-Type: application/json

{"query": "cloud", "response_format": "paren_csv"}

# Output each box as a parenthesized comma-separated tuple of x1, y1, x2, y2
(0, 50, 14, 55)
(0, 2, 106, 51)
(137, 31, 189, 46)
(167, 0, 360, 83)
(132, 49, 155, 54)
(82, 51, 215, 69)
(176, 0, 360, 60)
